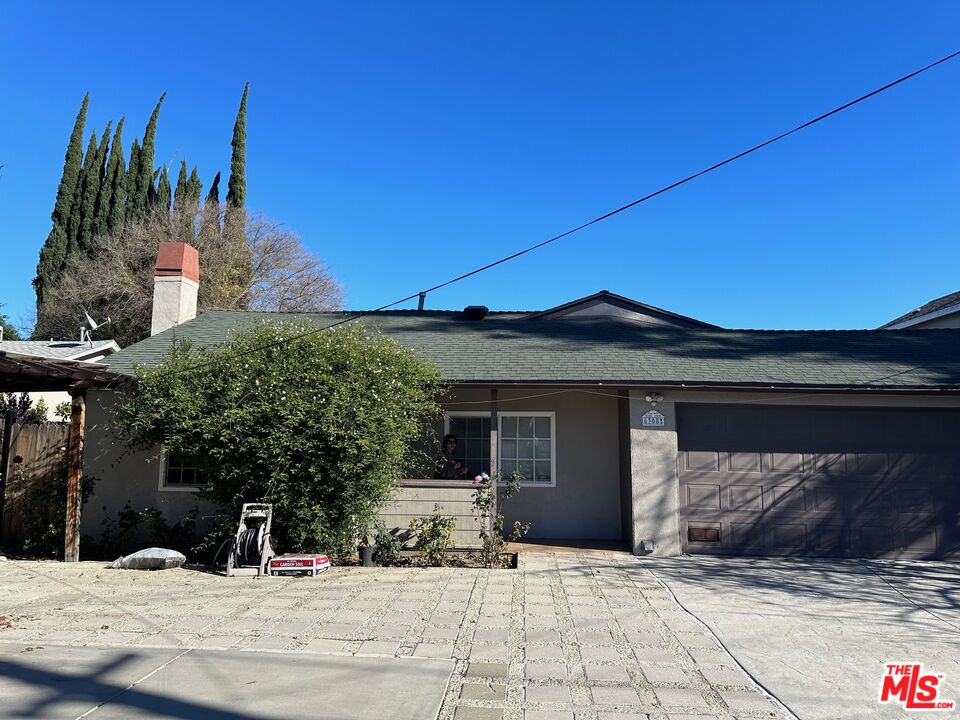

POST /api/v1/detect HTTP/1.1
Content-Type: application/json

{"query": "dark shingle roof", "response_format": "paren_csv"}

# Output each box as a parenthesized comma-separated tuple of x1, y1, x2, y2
(102, 309, 960, 390)
(882, 290, 960, 328)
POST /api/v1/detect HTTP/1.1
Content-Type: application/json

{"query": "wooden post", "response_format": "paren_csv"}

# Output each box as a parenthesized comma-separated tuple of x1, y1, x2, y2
(64, 390, 86, 562)
(0, 407, 13, 539)
(489, 389, 498, 534)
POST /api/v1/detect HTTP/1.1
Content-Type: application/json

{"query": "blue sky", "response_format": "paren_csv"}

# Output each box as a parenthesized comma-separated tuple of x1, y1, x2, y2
(1, 2, 957, 332)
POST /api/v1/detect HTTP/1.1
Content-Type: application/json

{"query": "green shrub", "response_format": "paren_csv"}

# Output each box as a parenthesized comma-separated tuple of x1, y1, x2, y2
(372, 520, 404, 566)
(115, 321, 443, 555)
(409, 504, 456, 566)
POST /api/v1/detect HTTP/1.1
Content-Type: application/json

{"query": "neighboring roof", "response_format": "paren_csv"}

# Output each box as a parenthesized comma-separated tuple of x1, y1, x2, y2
(103, 309, 960, 391)
(525, 290, 718, 328)
(0, 351, 125, 392)
(0, 339, 120, 362)
(881, 290, 960, 329)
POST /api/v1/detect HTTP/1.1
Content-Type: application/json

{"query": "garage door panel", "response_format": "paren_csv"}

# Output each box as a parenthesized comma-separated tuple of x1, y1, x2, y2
(678, 404, 960, 560)
(808, 485, 843, 513)
(684, 451, 720, 472)
(686, 483, 721, 509)
(897, 525, 940, 555)
(810, 453, 846, 475)
(727, 522, 765, 553)
(851, 453, 889, 475)
(810, 524, 847, 555)
(769, 484, 806, 513)
(768, 452, 804, 474)
(856, 525, 895, 555)
(728, 452, 762, 472)
(729, 485, 763, 511)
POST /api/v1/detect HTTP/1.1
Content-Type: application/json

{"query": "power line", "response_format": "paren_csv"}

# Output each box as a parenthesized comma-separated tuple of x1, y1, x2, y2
(162, 49, 960, 379)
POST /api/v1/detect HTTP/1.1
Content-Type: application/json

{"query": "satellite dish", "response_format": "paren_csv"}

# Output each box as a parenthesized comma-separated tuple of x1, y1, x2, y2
(80, 309, 111, 344)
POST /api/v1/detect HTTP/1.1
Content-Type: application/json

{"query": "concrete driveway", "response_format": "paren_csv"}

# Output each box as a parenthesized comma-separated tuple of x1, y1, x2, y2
(1, 553, 786, 720)
(643, 557, 960, 720)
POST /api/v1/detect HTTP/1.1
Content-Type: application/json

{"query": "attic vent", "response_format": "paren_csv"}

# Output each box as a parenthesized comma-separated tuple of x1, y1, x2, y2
(462, 305, 489, 321)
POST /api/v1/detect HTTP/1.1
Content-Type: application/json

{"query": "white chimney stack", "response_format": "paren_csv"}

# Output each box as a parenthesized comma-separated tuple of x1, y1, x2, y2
(151, 242, 199, 336)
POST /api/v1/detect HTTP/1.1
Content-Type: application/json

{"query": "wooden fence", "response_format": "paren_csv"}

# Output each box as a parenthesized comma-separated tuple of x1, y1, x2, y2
(1, 422, 69, 548)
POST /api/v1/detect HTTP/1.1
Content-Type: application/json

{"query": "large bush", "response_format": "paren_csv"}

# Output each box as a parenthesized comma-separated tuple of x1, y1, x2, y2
(116, 320, 442, 554)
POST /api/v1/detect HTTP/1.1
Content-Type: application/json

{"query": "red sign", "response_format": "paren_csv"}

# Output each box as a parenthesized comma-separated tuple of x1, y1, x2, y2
(879, 663, 954, 712)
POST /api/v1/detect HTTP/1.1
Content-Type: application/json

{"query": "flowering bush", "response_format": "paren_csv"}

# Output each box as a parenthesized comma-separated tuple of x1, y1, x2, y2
(472, 470, 530, 568)
(116, 320, 443, 555)
(409, 504, 456, 566)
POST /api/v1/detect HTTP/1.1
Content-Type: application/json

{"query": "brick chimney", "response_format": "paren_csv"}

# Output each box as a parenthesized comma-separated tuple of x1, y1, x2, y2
(151, 242, 199, 336)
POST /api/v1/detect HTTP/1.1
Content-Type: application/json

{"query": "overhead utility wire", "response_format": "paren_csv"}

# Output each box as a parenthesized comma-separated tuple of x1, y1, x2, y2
(163, 49, 960, 378)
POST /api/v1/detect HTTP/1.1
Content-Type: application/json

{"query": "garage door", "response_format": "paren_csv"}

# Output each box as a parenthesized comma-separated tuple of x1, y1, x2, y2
(676, 404, 960, 559)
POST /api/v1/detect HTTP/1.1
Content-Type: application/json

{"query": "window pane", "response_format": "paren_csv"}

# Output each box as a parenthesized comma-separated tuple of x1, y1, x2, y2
(535, 417, 551, 438)
(182, 469, 197, 486)
(449, 417, 465, 436)
(518, 439, 534, 459)
(502, 415, 517, 436)
(501, 459, 517, 478)
(518, 417, 535, 438)
(501, 439, 517, 459)
(465, 417, 479, 436)
(535, 460, 552, 482)
(166, 466, 180, 485)
(535, 439, 551, 459)
(518, 459, 534, 480)
(466, 439, 481, 461)
(480, 418, 490, 434)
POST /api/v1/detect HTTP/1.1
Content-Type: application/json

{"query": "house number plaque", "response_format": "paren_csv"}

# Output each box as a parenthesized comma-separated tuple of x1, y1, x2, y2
(641, 410, 665, 427)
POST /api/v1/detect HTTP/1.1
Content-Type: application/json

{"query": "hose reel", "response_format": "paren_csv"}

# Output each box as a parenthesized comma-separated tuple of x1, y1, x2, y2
(226, 503, 275, 577)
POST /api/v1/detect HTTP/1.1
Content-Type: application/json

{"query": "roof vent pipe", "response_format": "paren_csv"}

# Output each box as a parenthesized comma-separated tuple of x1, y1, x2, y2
(462, 305, 489, 321)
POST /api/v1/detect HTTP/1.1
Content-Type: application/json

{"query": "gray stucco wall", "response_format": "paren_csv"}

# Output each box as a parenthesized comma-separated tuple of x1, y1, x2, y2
(81, 390, 217, 541)
(443, 388, 622, 540)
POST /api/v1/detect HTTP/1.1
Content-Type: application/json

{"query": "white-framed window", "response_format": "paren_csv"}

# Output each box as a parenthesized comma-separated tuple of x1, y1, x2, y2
(444, 412, 491, 478)
(442, 411, 556, 487)
(499, 412, 555, 486)
(158, 452, 207, 492)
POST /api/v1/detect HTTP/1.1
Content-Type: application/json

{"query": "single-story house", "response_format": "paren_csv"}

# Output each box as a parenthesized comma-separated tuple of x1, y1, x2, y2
(881, 289, 960, 329)
(82, 243, 960, 559)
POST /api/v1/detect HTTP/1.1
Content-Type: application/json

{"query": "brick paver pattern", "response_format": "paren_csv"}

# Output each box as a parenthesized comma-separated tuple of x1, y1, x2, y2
(0, 553, 785, 720)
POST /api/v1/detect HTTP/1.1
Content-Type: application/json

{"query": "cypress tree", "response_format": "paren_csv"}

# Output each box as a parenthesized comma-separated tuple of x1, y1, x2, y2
(126, 138, 141, 217)
(66, 131, 99, 258)
(205, 171, 221, 206)
(185, 166, 202, 222)
(98, 118, 125, 237)
(173, 159, 188, 211)
(226, 83, 248, 209)
(78, 121, 111, 252)
(224, 83, 249, 243)
(156, 165, 171, 215)
(107, 144, 127, 234)
(34, 93, 89, 315)
(130, 93, 165, 218)
(91, 120, 114, 239)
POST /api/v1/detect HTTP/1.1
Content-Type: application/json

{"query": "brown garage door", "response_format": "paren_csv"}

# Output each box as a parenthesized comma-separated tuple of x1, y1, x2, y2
(676, 404, 960, 559)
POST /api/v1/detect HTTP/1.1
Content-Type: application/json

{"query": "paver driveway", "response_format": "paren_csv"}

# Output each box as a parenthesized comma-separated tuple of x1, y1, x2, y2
(0, 553, 784, 719)
(643, 557, 960, 720)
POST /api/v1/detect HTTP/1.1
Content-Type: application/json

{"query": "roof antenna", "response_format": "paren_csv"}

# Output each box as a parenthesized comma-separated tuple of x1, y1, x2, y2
(417, 292, 426, 311)
(80, 309, 111, 346)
